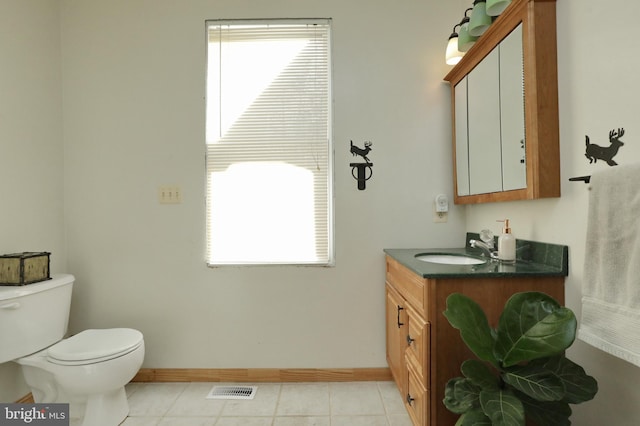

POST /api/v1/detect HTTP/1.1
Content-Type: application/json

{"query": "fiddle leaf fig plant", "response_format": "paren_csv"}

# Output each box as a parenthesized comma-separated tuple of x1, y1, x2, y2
(443, 292, 598, 426)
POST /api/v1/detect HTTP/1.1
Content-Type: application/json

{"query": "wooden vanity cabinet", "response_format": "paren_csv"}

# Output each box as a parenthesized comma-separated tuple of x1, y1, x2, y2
(385, 255, 565, 426)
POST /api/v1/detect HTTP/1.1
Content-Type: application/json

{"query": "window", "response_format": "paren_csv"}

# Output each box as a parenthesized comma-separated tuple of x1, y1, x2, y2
(205, 19, 333, 266)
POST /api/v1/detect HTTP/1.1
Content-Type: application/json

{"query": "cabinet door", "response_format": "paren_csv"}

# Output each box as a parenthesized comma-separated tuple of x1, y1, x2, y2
(406, 364, 428, 426)
(455, 77, 470, 197)
(467, 48, 502, 195)
(406, 305, 429, 388)
(500, 24, 526, 191)
(386, 285, 407, 392)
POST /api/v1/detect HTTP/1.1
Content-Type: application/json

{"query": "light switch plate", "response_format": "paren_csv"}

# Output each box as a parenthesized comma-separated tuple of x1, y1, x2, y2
(158, 186, 182, 204)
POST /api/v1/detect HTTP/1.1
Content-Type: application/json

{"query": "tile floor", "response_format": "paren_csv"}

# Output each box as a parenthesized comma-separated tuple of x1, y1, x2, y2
(121, 381, 413, 426)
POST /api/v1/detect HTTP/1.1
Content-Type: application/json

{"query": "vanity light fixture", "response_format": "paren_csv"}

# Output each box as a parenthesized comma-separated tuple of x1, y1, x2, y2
(486, 0, 512, 16)
(457, 8, 477, 52)
(445, 23, 464, 65)
(469, 0, 492, 37)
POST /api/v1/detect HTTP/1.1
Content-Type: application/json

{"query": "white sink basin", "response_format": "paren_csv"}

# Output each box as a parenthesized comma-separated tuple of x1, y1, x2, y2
(415, 254, 486, 265)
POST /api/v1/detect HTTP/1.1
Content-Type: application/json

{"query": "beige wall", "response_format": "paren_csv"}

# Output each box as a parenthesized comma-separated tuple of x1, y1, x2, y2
(0, 0, 64, 401)
(59, 0, 464, 373)
(4, 0, 640, 424)
(461, 0, 640, 424)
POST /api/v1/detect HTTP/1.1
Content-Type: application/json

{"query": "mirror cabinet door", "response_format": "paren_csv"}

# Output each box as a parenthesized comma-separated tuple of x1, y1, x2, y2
(499, 24, 526, 191)
(455, 78, 470, 196)
(467, 48, 502, 195)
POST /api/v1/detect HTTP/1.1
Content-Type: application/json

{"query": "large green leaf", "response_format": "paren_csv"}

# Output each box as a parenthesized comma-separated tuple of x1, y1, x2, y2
(538, 356, 599, 403)
(455, 409, 492, 426)
(479, 389, 525, 426)
(518, 391, 572, 426)
(461, 359, 500, 391)
(494, 292, 577, 366)
(444, 377, 482, 414)
(502, 364, 565, 401)
(445, 293, 498, 365)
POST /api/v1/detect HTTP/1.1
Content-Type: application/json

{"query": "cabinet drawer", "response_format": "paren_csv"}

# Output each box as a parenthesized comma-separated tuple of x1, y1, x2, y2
(405, 306, 429, 388)
(406, 365, 428, 426)
(386, 256, 426, 314)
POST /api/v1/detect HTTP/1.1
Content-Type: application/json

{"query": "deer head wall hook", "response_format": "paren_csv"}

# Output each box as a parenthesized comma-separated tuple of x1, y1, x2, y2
(349, 140, 373, 190)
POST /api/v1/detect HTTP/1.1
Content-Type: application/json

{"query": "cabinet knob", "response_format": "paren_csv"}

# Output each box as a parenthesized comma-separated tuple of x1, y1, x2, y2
(396, 306, 405, 328)
(406, 393, 415, 406)
(406, 334, 415, 346)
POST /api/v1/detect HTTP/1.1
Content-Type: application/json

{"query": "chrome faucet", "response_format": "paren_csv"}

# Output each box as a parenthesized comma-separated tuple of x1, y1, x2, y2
(469, 239, 497, 259)
(469, 229, 498, 260)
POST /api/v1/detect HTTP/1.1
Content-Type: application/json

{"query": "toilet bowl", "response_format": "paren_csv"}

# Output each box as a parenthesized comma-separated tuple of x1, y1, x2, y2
(0, 275, 145, 426)
(18, 328, 145, 426)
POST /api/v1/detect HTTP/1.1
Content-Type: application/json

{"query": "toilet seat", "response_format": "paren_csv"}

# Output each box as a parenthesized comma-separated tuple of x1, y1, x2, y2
(47, 328, 143, 366)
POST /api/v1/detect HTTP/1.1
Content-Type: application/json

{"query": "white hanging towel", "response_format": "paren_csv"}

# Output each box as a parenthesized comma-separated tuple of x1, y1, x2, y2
(578, 163, 640, 367)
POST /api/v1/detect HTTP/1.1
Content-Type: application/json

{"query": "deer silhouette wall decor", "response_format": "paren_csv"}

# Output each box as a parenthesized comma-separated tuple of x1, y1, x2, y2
(585, 128, 625, 166)
(349, 140, 373, 190)
(350, 140, 372, 164)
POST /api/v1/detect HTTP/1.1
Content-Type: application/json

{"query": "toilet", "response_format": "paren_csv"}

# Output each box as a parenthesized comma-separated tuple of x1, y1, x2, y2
(0, 274, 144, 426)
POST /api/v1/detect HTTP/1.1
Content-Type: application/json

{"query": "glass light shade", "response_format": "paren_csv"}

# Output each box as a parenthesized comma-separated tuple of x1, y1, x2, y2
(486, 0, 511, 16)
(469, 1, 492, 37)
(458, 21, 477, 52)
(445, 35, 464, 65)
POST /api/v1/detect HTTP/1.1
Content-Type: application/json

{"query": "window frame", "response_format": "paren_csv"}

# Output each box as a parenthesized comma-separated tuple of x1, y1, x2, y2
(204, 18, 335, 267)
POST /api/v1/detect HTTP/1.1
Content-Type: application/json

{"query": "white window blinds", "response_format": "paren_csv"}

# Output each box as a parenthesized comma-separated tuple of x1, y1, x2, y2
(205, 19, 333, 266)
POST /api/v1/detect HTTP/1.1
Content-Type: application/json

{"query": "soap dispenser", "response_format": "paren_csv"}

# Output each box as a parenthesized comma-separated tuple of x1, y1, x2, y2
(497, 219, 516, 263)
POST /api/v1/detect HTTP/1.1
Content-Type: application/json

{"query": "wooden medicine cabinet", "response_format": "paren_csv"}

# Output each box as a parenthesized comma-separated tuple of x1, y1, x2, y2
(444, 0, 560, 204)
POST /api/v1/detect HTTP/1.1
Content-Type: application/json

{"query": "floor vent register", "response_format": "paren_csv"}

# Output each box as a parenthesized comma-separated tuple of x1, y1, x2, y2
(206, 385, 258, 400)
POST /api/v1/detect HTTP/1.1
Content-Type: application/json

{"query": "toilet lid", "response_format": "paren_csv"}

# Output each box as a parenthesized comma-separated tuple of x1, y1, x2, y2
(47, 328, 143, 365)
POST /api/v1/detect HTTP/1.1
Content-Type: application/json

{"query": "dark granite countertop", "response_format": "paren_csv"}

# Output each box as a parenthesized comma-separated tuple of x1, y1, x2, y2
(384, 233, 568, 279)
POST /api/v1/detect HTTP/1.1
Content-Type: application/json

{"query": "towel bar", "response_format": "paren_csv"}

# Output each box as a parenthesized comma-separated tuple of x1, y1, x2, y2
(569, 175, 591, 184)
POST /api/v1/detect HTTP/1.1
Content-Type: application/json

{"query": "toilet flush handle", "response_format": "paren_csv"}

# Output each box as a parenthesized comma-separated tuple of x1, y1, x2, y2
(0, 302, 20, 310)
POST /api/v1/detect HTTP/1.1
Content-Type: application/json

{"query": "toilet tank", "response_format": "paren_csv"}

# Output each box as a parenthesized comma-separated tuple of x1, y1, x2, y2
(0, 274, 74, 363)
